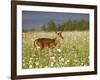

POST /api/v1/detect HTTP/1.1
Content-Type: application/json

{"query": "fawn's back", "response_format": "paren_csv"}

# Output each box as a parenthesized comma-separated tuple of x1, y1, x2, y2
(34, 38, 56, 49)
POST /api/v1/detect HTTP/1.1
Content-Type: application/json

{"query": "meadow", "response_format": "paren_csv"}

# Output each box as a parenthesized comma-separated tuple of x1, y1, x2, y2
(22, 31, 89, 69)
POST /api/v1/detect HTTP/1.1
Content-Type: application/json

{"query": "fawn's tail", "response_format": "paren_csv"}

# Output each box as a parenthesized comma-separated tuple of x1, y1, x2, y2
(33, 40, 36, 48)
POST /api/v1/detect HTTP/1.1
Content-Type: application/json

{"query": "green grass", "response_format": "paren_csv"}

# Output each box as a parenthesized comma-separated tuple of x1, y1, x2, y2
(22, 31, 89, 69)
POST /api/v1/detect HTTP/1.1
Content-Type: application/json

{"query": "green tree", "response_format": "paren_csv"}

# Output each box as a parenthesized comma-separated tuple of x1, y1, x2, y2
(41, 24, 47, 31)
(47, 20, 56, 31)
(30, 27, 36, 31)
(61, 20, 89, 31)
(62, 20, 72, 31)
(57, 24, 64, 31)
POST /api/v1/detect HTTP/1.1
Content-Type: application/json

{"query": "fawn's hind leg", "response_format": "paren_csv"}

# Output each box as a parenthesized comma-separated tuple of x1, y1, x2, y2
(34, 47, 41, 58)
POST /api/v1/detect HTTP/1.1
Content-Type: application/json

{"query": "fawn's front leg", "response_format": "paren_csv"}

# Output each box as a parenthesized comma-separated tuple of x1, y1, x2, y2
(48, 48, 53, 56)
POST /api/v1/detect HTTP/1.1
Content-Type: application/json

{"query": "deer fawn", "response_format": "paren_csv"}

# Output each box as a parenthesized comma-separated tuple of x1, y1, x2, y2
(33, 32, 63, 58)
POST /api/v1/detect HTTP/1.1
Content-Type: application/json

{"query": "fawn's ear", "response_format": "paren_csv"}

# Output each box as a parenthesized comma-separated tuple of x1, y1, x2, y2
(59, 31, 62, 34)
(55, 31, 58, 34)
(55, 31, 62, 34)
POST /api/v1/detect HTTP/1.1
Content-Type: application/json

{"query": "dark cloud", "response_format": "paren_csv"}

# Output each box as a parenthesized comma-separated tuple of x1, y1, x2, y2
(22, 11, 89, 29)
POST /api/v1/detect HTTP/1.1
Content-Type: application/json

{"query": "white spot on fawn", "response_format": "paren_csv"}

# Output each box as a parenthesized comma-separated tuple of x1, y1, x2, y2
(36, 46, 41, 49)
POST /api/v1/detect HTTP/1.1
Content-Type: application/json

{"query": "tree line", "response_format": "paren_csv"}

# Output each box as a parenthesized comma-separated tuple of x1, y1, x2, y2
(23, 19, 89, 32)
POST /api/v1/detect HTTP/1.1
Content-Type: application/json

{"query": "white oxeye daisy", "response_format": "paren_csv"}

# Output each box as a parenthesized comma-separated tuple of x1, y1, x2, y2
(31, 39, 34, 41)
(57, 49, 61, 52)
(81, 63, 84, 65)
(45, 66, 48, 68)
(61, 58, 64, 62)
(66, 60, 70, 63)
(31, 47, 33, 50)
(29, 65, 33, 68)
(50, 62, 54, 67)
(22, 59, 25, 62)
(30, 57, 33, 60)
(50, 56, 55, 60)
(23, 64, 25, 67)
(74, 59, 77, 62)
(29, 60, 32, 64)
(35, 62, 39, 65)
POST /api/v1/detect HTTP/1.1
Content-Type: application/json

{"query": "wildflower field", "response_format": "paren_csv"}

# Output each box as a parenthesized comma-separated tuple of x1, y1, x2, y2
(22, 31, 89, 69)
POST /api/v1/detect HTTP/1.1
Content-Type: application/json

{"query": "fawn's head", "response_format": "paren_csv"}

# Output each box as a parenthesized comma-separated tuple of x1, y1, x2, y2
(55, 31, 64, 39)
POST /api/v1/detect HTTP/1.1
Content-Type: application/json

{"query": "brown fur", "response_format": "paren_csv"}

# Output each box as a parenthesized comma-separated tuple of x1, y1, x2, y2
(33, 32, 63, 57)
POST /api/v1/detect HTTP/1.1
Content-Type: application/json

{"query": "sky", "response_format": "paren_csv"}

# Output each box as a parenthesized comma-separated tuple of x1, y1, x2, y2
(22, 11, 89, 30)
